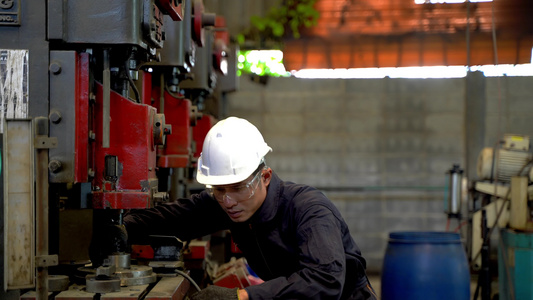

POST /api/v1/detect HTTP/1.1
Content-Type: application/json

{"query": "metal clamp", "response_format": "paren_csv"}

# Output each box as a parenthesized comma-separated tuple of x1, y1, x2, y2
(34, 136, 58, 149)
(35, 254, 58, 267)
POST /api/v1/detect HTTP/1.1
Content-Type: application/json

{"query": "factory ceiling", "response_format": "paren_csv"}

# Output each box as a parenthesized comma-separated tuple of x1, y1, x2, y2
(282, 0, 533, 71)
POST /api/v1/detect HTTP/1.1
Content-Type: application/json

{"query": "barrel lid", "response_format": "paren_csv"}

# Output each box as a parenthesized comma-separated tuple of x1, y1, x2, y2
(389, 231, 462, 243)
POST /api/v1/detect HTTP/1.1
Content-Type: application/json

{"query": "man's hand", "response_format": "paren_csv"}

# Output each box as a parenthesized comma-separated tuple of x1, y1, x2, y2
(190, 285, 239, 300)
(88, 224, 128, 267)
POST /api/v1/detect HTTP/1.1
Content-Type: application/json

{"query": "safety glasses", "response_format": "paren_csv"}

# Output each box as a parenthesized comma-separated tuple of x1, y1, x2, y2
(206, 168, 263, 202)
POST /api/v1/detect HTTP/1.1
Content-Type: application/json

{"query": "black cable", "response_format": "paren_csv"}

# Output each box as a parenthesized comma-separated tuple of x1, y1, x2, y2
(175, 269, 201, 292)
(165, 84, 185, 100)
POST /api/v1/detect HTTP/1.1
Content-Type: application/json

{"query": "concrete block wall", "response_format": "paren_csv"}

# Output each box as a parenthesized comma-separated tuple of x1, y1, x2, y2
(224, 74, 533, 273)
(485, 76, 533, 146)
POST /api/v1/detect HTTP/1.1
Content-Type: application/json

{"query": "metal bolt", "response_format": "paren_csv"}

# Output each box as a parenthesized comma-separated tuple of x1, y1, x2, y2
(49, 111, 62, 124)
(49, 62, 62, 75)
(48, 160, 62, 173)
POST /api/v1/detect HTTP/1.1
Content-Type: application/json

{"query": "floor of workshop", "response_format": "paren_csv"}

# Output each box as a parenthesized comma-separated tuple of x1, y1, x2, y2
(367, 273, 491, 299)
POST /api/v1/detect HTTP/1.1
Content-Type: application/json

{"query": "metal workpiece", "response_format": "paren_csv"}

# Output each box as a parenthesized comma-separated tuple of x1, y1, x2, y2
(85, 275, 121, 293)
(116, 266, 157, 286)
(96, 264, 118, 278)
(48, 275, 70, 292)
(107, 254, 132, 270)
(83, 254, 157, 289)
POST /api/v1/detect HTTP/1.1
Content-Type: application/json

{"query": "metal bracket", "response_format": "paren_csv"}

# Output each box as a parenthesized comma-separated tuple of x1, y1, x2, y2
(35, 255, 58, 267)
(34, 136, 58, 149)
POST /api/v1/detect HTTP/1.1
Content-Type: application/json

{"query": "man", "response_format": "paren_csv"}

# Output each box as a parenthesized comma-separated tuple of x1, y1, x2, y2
(123, 117, 376, 299)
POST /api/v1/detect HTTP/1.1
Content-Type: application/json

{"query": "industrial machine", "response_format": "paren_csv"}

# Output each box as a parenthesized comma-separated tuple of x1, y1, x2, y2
(448, 134, 533, 300)
(1, 1, 235, 299)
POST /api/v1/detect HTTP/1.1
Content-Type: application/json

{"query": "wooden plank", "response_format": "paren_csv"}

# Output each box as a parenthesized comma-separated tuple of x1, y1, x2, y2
(100, 284, 150, 300)
(145, 276, 190, 300)
(55, 284, 95, 300)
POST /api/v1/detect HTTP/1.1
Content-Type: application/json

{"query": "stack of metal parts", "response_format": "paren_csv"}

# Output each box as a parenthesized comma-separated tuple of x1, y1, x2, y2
(84, 254, 156, 293)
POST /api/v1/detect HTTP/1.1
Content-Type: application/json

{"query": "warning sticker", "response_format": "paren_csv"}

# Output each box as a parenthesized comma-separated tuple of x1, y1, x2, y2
(0, 49, 29, 133)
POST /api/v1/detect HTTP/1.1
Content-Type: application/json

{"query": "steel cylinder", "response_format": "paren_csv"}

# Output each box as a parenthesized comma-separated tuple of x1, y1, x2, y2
(447, 164, 463, 215)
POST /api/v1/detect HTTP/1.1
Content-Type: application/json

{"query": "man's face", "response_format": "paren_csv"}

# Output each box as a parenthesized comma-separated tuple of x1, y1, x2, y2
(209, 168, 272, 222)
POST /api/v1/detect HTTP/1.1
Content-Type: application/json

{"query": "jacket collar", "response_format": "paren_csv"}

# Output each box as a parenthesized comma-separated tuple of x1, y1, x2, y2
(248, 171, 282, 226)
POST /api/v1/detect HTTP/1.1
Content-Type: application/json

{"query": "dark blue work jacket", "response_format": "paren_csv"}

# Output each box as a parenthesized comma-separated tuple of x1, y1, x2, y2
(124, 172, 369, 299)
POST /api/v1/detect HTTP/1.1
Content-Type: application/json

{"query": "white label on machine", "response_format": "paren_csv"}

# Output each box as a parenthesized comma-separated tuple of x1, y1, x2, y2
(0, 49, 28, 133)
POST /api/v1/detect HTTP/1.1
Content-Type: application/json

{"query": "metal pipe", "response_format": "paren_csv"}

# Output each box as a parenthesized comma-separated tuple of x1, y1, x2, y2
(35, 117, 49, 300)
(103, 49, 111, 148)
(160, 73, 165, 113)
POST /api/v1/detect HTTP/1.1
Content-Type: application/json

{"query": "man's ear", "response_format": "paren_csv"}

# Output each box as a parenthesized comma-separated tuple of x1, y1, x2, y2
(263, 168, 273, 186)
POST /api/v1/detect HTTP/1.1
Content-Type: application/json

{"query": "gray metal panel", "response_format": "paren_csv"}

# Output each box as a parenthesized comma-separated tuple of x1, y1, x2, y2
(216, 43, 238, 93)
(147, 0, 193, 69)
(0, 1, 49, 120)
(179, 31, 214, 91)
(63, 0, 148, 49)
(3, 119, 35, 290)
(150, 15, 188, 68)
(47, 0, 66, 40)
(48, 51, 77, 183)
(0, 2, 48, 296)
(0, 0, 21, 26)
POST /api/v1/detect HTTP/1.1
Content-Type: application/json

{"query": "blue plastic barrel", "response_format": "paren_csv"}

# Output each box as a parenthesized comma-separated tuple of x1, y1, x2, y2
(381, 231, 470, 300)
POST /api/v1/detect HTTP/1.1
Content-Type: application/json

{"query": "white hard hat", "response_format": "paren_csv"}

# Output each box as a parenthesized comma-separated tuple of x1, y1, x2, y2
(196, 117, 272, 186)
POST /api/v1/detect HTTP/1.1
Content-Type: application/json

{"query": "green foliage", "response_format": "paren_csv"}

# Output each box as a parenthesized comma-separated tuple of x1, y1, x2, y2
(239, 0, 319, 49)
(237, 50, 290, 77)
